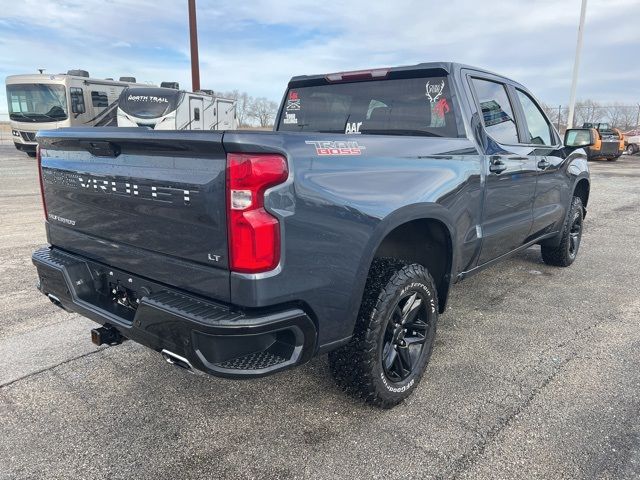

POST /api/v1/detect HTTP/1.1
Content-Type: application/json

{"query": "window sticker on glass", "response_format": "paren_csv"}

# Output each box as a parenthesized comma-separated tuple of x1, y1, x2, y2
(286, 91, 301, 111)
(283, 112, 298, 124)
(430, 98, 450, 127)
(277, 75, 459, 138)
(345, 121, 362, 134)
(425, 80, 445, 103)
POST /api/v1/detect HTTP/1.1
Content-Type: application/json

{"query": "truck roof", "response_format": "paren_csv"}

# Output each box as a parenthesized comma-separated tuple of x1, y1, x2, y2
(289, 62, 517, 86)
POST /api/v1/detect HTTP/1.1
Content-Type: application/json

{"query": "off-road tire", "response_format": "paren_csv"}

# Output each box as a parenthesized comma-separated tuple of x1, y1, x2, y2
(328, 258, 438, 408)
(541, 196, 584, 267)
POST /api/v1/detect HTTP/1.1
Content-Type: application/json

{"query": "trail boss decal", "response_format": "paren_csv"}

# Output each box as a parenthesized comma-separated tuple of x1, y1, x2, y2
(425, 80, 445, 103)
(305, 140, 366, 156)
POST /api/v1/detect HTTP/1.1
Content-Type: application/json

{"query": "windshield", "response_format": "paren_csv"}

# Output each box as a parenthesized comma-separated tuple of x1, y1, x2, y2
(277, 74, 460, 138)
(7, 84, 68, 122)
(118, 88, 181, 119)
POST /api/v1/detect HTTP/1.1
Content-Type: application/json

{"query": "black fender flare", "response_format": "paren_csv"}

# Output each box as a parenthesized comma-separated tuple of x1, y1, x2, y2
(345, 203, 457, 327)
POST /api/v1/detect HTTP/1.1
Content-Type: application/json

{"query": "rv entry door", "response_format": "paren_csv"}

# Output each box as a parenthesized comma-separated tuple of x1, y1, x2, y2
(189, 97, 204, 130)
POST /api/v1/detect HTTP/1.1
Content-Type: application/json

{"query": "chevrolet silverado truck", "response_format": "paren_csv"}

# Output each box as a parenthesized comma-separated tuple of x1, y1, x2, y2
(33, 63, 592, 408)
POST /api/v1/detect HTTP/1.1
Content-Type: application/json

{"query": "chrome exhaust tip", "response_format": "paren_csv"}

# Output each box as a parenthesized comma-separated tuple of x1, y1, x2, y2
(161, 349, 194, 372)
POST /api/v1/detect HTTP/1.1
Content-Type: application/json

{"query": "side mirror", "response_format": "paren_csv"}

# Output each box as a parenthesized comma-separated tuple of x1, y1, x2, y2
(564, 128, 596, 148)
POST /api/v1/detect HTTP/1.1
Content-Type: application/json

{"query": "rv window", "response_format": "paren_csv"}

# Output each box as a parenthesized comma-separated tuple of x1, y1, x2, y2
(91, 91, 109, 108)
(193, 108, 200, 121)
(70, 87, 85, 115)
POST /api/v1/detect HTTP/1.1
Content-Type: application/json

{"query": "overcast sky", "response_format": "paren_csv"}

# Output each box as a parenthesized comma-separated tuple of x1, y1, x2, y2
(1, 0, 638, 114)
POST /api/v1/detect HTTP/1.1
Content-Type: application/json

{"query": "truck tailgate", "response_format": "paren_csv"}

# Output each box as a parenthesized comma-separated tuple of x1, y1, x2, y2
(37, 128, 230, 301)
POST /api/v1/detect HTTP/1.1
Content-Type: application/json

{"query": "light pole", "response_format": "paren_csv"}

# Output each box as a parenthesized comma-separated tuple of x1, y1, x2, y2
(566, 0, 588, 129)
(188, 0, 200, 92)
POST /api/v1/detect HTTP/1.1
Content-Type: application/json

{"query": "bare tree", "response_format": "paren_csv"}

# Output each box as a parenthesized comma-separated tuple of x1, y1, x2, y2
(224, 90, 252, 127)
(542, 103, 567, 132)
(249, 97, 278, 128)
(606, 104, 638, 131)
(573, 99, 603, 126)
(540, 100, 639, 133)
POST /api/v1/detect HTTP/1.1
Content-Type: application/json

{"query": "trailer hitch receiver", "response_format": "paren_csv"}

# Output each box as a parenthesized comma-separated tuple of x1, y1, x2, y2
(91, 324, 125, 346)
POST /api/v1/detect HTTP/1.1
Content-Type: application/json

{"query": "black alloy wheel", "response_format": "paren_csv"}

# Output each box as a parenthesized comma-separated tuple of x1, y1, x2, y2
(382, 291, 430, 382)
(568, 210, 583, 260)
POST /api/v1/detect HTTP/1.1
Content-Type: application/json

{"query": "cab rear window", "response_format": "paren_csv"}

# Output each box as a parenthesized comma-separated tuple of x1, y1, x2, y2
(277, 75, 460, 138)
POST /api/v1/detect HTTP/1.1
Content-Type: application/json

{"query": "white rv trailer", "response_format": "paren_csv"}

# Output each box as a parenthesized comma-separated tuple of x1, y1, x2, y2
(5, 70, 149, 156)
(117, 87, 237, 131)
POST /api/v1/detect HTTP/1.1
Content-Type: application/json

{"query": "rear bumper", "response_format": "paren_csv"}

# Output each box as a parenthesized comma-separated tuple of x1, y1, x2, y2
(32, 247, 317, 378)
(588, 143, 623, 159)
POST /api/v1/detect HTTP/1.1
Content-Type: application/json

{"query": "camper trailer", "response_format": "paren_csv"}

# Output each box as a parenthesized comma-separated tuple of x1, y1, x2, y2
(5, 70, 149, 156)
(116, 86, 237, 131)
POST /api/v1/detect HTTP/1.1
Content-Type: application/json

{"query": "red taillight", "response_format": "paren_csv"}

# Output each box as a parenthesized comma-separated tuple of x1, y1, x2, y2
(36, 145, 48, 219)
(227, 153, 288, 273)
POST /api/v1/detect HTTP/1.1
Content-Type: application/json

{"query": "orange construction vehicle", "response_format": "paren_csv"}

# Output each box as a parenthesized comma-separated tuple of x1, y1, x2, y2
(582, 123, 625, 161)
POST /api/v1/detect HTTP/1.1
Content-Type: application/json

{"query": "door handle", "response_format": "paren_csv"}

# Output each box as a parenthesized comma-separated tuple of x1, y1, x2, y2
(489, 159, 507, 174)
(537, 159, 550, 170)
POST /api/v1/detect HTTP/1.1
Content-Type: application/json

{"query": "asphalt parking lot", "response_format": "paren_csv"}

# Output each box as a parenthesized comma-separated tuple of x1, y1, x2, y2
(1, 143, 639, 479)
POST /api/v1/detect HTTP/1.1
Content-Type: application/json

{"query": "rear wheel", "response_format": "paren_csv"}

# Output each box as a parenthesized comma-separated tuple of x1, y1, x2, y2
(329, 259, 438, 408)
(541, 196, 583, 267)
(26, 151, 37, 158)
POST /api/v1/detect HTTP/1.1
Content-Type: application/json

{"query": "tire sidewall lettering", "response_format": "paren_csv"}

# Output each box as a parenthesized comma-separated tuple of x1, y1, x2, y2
(378, 278, 437, 393)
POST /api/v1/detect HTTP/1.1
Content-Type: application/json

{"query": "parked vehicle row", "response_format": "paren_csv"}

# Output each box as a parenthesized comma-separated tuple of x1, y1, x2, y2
(117, 86, 236, 131)
(6, 70, 147, 156)
(5, 70, 237, 156)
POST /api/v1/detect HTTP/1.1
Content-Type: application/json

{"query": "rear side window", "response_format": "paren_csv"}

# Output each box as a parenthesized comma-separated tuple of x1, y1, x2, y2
(70, 87, 85, 114)
(515, 89, 553, 145)
(91, 91, 108, 107)
(471, 78, 519, 144)
(277, 75, 460, 138)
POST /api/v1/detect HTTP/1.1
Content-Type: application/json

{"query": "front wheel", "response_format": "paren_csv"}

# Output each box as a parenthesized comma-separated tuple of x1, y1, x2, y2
(627, 144, 638, 155)
(328, 259, 438, 408)
(541, 196, 584, 267)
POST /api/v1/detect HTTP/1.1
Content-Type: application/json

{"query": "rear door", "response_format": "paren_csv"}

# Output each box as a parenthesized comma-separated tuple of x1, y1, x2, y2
(467, 76, 538, 264)
(189, 97, 204, 130)
(511, 88, 568, 238)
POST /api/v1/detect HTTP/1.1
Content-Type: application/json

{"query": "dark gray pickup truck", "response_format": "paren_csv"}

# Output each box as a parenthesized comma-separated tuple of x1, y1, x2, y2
(33, 62, 592, 407)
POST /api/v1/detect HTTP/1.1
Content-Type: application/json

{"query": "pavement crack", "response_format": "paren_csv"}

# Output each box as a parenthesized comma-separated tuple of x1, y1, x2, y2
(443, 316, 611, 479)
(442, 355, 574, 480)
(0, 348, 105, 389)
